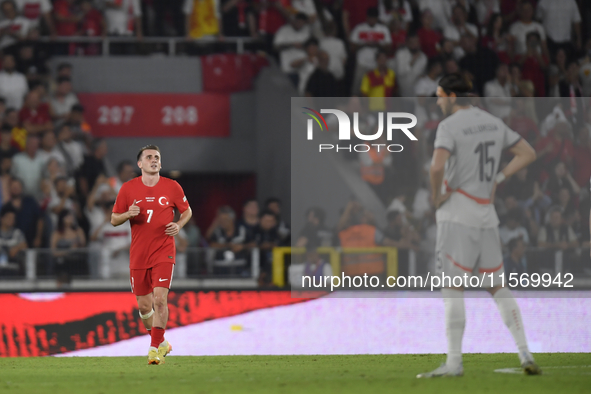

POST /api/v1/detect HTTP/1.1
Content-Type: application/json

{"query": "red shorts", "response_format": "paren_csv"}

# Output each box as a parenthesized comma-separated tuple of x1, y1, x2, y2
(130, 262, 175, 296)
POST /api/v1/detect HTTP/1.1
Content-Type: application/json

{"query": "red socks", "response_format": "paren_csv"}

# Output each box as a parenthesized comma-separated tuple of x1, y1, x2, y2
(150, 327, 165, 348)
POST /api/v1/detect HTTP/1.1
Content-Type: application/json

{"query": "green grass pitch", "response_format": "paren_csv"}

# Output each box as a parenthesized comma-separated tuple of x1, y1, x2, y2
(1, 354, 590, 394)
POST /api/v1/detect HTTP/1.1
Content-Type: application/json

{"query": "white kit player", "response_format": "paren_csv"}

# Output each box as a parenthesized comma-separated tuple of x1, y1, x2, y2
(418, 74, 542, 377)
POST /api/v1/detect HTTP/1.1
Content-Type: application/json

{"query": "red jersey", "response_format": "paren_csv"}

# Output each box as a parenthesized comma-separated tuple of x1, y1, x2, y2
(113, 176, 190, 270)
(19, 103, 51, 126)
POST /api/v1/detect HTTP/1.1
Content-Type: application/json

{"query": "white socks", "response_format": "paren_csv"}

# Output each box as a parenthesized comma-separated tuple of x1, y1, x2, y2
(442, 288, 465, 368)
(493, 287, 533, 364)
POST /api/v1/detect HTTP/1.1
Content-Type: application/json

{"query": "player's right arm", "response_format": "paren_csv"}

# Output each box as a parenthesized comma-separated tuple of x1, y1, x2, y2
(111, 200, 139, 226)
(499, 139, 537, 179)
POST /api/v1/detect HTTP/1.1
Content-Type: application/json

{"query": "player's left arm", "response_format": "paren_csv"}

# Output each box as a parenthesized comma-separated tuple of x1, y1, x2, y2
(165, 183, 192, 237)
(430, 148, 451, 209)
(165, 207, 192, 236)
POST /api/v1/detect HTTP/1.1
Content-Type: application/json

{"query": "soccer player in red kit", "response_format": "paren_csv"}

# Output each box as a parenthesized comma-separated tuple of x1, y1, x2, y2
(111, 145, 192, 365)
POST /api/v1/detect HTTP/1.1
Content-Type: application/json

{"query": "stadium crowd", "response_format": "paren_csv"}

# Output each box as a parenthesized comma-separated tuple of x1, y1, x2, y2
(0, 0, 590, 286)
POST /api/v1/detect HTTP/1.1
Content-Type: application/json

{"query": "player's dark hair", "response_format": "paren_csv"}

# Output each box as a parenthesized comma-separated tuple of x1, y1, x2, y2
(137, 144, 160, 161)
(438, 73, 473, 105)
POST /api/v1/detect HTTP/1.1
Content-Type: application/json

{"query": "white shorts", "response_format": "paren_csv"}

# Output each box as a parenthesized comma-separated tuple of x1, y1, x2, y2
(435, 221, 504, 287)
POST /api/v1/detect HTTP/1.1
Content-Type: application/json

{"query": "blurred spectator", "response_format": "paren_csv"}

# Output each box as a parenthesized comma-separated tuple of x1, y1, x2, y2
(110, 160, 135, 193)
(580, 39, 591, 97)
(299, 243, 332, 285)
(51, 209, 85, 287)
(503, 237, 526, 275)
(507, 98, 539, 144)
(443, 57, 459, 75)
(19, 90, 53, 136)
(414, 58, 442, 97)
(255, 209, 279, 286)
(417, 9, 442, 59)
(305, 51, 338, 97)
(383, 210, 419, 251)
(11, 135, 44, 199)
(481, 13, 510, 64)
(336, 201, 394, 276)
(0, 166, 10, 209)
(183, 217, 201, 247)
(3, 108, 26, 151)
(184, 0, 220, 40)
(79, 0, 104, 37)
(516, 32, 548, 97)
(15, 0, 55, 34)
(76, 138, 108, 200)
(474, 0, 500, 27)
(378, 0, 412, 28)
(390, 33, 427, 98)
(573, 127, 591, 188)
(537, 208, 578, 249)
(273, 13, 310, 83)
(509, 1, 549, 58)
(37, 130, 65, 166)
(264, 197, 290, 245)
(418, 0, 452, 31)
(65, 104, 92, 142)
(90, 197, 131, 279)
(40, 157, 71, 207)
(56, 61, 72, 79)
(542, 161, 580, 202)
(207, 206, 248, 273)
(235, 198, 259, 248)
(255, 0, 290, 37)
(559, 62, 585, 127)
(104, 0, 142, 38)
(443, 5, 478, 59)
(319, 21, 347, 81)
(4, 177, 43, 247)
(349, 7, 391, 95)
(0, 205, 27, 274)
(56, 123, 84, 173)
(499, 207, 529, 247)
(508, 63, 534, 98)
(49, 76, 78, 120)
(53, 0, 80, 37)
(296, 207, 332, 247)
(554, 187, 576, 221)
(342, 0, 378, 39)
(459, 34, 499, 95)
(359, 134, 392, 203)
(293, 38, 320, 95)
(219, 0, 255, 38)
(151, 0, 183, 37)
(484, 63, 512, 120)
(360, 50, 395, 111)
(548, 48, 568, 97)
(534, 122, 574, 177)
(0, 1, 31, 50)
(0, 54, 28, 110)
(0, 125, 19, 160)
(535, 0, 581, 56)
(387, 14, 407, 53)
(85, 174, 116, 273)
(47, 175, 75, 227)
(16, 41, 49, 84)
(0, 98, 5, 123)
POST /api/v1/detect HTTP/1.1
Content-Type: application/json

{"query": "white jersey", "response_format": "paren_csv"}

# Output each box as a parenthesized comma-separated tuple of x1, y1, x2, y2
(434, 106, 521, 228)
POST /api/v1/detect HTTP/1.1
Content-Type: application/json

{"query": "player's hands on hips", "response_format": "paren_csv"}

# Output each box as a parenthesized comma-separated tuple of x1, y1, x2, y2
(165, 222, 180, 236)
(433, 192, 451, 209)
(128, 200, 140, 219)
